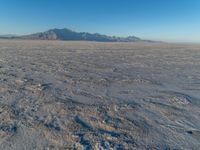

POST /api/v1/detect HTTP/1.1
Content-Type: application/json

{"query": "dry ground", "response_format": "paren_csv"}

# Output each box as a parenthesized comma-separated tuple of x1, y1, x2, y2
(0, 40, 200, 150)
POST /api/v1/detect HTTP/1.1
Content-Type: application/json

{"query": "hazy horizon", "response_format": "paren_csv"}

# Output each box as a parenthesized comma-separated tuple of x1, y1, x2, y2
(0, 0, 200, 43)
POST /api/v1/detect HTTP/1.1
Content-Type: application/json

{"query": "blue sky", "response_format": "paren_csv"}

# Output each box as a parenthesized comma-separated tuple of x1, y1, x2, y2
(0, 0, 200, 42)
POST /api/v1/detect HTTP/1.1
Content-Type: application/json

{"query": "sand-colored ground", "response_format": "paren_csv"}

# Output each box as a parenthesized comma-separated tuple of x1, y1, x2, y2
(0, 40, 200, 149)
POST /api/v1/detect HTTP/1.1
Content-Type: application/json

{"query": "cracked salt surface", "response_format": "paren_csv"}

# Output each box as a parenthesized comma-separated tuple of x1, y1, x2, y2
(0, 40, 200, 149)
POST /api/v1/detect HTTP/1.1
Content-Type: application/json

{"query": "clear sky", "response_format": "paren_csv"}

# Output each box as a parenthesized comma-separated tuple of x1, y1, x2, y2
(0, 0, 200, 42)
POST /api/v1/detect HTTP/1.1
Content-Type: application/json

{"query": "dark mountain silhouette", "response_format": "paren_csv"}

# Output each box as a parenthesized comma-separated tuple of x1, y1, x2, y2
(19, 28, 144, 42)
(0, 34, 17, 39)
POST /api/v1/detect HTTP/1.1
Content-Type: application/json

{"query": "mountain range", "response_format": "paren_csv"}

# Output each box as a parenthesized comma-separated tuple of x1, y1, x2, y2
(0, 34, 17, 38)
(0, 28, 152, 42)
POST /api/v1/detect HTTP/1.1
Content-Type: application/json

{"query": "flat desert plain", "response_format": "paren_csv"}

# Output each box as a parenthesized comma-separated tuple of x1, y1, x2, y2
(0, 40, 200, 150)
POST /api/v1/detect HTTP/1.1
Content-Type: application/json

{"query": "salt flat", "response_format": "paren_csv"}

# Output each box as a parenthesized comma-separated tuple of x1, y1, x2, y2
(0, 40, 200, 150)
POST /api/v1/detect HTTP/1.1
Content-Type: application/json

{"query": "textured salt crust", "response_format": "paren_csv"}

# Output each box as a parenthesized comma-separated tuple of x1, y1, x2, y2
(0, 40, 200, 149)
